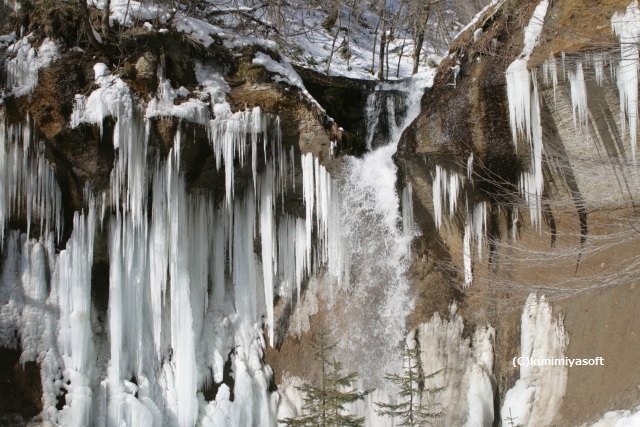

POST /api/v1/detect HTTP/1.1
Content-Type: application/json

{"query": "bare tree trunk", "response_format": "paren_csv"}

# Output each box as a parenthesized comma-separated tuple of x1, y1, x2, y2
(326, 28, 340, 75)
(396, 36, 406, 77)
(371, 20, 380, 75)
(322, 1, 339, 30)
(385, 29, 392, 79)
(378, 16, 386, 80)
(102, 0, 111, 43)
(412, 31, 424, 75)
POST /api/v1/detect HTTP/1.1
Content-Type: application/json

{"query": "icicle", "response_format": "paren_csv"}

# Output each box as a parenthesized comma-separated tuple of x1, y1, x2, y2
(568, 62, 588, 130)
(467, 153, 474, 181)
(402, 184, 414, 237)
(166, 155, 198, 427)
(260, 164, 276, 347)
(593, 53, 605, 86)
(302, 153, 314, 276)
(463, 222, 472, 290)
(542, 53, 558, 104)
(506, 59, 532, 145)
(519, 75, 544, 229)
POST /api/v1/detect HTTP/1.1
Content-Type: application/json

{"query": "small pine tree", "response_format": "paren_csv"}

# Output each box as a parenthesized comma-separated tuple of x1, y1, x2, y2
(503, 408, 524, 427)
(375, 344, 444, 427)
(281, 331, 372, 427)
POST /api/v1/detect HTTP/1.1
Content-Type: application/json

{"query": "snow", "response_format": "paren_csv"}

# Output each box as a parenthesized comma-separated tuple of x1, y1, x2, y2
(173, 13, 224, 48)
(453, 0, 505, 41)
(501, 294, 569, 427)
(253, 52, 326, 113)
(587, 406, 640, 427)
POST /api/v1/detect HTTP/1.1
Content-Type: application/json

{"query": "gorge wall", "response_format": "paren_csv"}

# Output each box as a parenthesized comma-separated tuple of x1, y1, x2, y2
(2, 0, 640, 426)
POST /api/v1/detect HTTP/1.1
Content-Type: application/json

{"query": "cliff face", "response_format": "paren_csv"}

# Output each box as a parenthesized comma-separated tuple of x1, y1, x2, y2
(3, 1, 640, 425)
(396, 0, 640, 424)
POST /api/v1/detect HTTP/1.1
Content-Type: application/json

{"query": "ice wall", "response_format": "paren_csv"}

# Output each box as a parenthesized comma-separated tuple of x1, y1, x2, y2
(0, 59, 352, 426)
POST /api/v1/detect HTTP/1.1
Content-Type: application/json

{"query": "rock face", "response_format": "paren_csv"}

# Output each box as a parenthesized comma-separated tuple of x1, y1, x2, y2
(395, 0, 640, 425)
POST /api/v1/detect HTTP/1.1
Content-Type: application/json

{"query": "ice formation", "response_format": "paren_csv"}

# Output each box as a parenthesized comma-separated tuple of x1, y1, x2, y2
(505, 0, 548, 229)
(542, 53, 558, 104)
(402, 183, 414, 237)
(612, 0, 640, 162)
(501, 294, 568, 427)
(0, 55, 357, 425)
(431, 160, 489, 289)
(0, 117, 63, 245)
(419, 304, 495, 427)
(432, 165, 463, 230)
(2, 36, 58, 98)
(592, 53, 607, 86)
(568, 62, 588, 130)
(463, 202, 488, 289)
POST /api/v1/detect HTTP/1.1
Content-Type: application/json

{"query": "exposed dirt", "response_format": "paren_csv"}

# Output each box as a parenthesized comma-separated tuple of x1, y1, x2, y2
(0, 347, 42, 420)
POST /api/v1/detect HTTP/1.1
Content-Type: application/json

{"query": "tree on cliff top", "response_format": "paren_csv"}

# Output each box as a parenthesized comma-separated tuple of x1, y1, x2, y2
(280, 331, 372, 427)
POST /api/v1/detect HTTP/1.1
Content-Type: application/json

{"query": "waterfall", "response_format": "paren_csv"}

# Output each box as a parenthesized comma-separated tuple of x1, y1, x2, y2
(0, 46, 438, 425)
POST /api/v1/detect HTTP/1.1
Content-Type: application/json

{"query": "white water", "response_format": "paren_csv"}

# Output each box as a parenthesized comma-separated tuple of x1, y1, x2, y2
(333, 72, 432, 385)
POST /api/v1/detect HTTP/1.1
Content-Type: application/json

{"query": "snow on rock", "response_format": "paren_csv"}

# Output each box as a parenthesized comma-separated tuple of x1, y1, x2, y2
(173, 13, 224, 48)
(454, 0, 506, 41)
(253, 52, 326, 114)
(587, 406, 640, 426)
(419, 304, 495, 427)
(502, 294, 569, 427)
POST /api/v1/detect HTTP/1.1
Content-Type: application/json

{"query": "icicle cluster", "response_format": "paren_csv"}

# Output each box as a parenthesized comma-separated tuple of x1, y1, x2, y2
(505, 0, 548, 229)
(462, 202, 488, 290)
(2, 37, 58, 98)
(568, 62, 588, 130)
(301, 153, 350, 297)
(431, 162, 490, 289)
(0, 117, 64, 245)
(612, 0, 640, 162)
(0, 56, 361, 426)
(432, 165, 463, 230)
